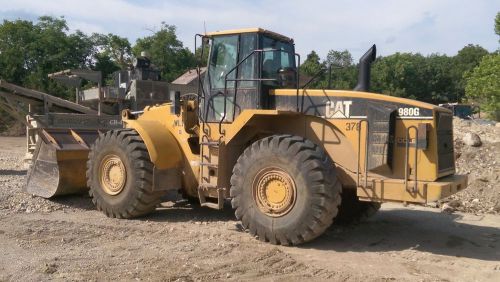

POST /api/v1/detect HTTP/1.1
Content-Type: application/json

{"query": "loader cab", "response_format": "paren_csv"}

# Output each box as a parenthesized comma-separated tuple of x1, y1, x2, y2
(200, 28, 297, 122)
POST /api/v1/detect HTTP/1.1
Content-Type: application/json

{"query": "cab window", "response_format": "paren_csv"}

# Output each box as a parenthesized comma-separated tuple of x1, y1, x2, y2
(261, 36, 295, 83)
(238, 34, 257, 88)
(208, 35, 238, 89)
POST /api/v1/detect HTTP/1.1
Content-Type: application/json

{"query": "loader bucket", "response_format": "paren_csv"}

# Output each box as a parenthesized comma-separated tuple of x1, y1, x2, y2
(25, 129, 100, 198)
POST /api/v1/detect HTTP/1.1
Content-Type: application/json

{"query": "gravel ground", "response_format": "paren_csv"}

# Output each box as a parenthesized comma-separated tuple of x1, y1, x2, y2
(1, 134, 500, 281)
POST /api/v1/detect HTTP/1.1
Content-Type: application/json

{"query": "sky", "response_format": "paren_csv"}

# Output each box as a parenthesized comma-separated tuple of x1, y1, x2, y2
(0, 0, 498, 60)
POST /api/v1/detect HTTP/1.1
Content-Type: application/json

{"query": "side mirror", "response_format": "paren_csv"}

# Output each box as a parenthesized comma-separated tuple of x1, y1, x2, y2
(170, 90, 181, 115)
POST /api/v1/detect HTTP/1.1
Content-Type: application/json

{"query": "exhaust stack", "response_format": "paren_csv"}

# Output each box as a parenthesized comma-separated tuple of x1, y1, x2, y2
(354, 44, 376, 92)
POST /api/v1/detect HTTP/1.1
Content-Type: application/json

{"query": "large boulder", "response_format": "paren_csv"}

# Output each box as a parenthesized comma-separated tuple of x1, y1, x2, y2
(462, 132, 482, 147)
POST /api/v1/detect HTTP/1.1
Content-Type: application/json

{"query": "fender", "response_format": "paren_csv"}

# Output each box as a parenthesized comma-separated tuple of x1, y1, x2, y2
(124, 118, 182, 170)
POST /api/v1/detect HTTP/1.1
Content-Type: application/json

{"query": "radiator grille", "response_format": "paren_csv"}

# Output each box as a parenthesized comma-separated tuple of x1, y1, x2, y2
(436, 112, 455, 173)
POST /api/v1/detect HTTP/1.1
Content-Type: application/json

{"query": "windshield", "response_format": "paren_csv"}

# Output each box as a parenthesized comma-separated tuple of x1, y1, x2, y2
(261, 36, 295, 81)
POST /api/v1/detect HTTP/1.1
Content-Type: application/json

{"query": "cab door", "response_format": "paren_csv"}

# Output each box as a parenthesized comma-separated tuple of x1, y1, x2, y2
(204, 34, 258, 122)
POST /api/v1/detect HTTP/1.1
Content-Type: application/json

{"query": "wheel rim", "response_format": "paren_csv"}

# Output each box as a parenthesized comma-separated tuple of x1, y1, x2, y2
(252, 167, 296, 217)
(99, 154, 126, 195)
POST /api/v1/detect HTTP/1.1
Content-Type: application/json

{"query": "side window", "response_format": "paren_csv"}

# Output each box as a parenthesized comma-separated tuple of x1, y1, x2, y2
(262, 37, 278, 80)
(238, 34, 257, 88)
(208, 35, 238, 89)
(261, 36, 295, 86)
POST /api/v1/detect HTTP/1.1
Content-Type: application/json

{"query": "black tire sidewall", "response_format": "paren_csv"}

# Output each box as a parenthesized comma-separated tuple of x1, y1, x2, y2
(90, 136, 136, 208)
(231, 135, 341, 244)
(87, 129, 159, 218)
(240, 152, 313, 234)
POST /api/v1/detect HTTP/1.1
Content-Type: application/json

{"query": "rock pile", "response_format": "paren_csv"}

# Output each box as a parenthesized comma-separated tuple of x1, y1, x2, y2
(440, 118, 500, 214)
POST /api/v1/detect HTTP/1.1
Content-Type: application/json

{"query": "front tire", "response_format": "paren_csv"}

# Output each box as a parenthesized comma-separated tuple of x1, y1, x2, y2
(230, 135, 341, 245)
(86, 129, 164, 218)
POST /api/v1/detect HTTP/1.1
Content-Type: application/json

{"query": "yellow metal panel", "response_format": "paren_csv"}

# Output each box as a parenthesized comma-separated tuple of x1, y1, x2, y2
(305, 117, 358, 172)
(205, 27, 263, 36)
(205, 28, 293, 42)
(124, 119, 182, 170)
(222, 109, 281, 143)
(123, 104, 200, 195)
(271, 89, 449, 112)
(357, 174, 467, 204)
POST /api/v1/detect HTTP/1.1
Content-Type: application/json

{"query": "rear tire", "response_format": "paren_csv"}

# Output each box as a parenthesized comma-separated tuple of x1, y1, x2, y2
(230, 135, 341, 245)
(86, 129, 164, 218)
(336, 189, 381, 224)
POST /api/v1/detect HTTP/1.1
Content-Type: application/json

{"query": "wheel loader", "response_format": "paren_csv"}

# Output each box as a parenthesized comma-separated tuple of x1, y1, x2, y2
(33, 28, 469, 245)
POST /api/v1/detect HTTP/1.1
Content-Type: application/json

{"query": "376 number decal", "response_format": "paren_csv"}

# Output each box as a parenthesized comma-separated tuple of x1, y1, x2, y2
(345, 122, 360, 131)
(398, 107, 420, 117)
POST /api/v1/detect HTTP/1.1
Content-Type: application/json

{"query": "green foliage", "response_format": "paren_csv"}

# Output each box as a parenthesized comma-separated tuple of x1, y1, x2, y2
(451, 44, 489, 101)
(371, 53, 427, 100)
(325, 50, 353, 67)
(0, 14, 498, 125)
(133, 23, 196, 82)
(495, 12, 500, 38)
(300, 51, 323, 76)
(300, 46, 489, 105)
(0, 16, 96, 99)
(0, 19, 36, 85)
(299, 51, 325, 88)
(0, 17, 199, 101)
(90, 33, 131, 80)
(92, 33, 132, 68)
(465, 54, 500, 119)
(323, 50, 357, 89)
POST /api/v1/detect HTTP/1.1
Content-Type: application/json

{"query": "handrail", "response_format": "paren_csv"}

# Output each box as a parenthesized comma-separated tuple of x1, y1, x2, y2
(220, 49, 268, 134)
(357, 121, 420, 193)
(294, 54, 301, 112)
(405, 126, 419, 193)
(356, 119, 369, 188)
(219, 48, 300, 135)
(194, 34, 210, 135)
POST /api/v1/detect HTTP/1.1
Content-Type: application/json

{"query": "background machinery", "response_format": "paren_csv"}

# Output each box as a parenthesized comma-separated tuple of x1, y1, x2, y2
(0, 54, 194, 197)
(83, 28, 467, 245)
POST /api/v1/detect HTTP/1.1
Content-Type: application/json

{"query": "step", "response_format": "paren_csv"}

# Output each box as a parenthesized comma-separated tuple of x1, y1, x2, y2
(200, 141, 219, 146)
(201, 202, 221, 209)
(200, 162, 218, 168)
(197, 185, 224, 210)
(199, 183, 217, 189)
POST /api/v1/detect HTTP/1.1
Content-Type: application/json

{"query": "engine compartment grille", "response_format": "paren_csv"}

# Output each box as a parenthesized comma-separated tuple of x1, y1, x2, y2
(436, 112, 455, 173)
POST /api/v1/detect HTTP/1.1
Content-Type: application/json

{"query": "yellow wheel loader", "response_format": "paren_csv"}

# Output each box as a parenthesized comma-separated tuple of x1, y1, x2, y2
(84, 28, 467, 245)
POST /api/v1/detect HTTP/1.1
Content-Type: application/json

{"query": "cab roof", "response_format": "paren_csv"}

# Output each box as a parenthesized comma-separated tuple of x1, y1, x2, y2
(205, 28, 293, 43)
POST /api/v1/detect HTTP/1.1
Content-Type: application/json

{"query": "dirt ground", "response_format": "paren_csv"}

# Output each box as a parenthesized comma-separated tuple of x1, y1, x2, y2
(1, 136, 500, 282)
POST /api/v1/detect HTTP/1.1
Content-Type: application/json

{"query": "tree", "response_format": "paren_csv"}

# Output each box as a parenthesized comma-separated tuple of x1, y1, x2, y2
(0, 16, 96, 99)
(299, 51, 324, 88)
(495, 12, 500, 39)
(465, 54, 500, 120)
(425, 54, 455, 102)
(93, 33, 132, 68)
(324, 49, 357, 89)
(0, 19, 36, 85)
(450, 44, 489, 101)
(90, 33, 131, 81)
(133, 23, 196, 82)
(371, 53, 429, 101)
(325, 50, 353, 68)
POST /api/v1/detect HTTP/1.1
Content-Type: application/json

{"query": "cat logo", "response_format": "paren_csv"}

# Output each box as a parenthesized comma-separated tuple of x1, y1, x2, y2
(325, 100, 352, 118)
